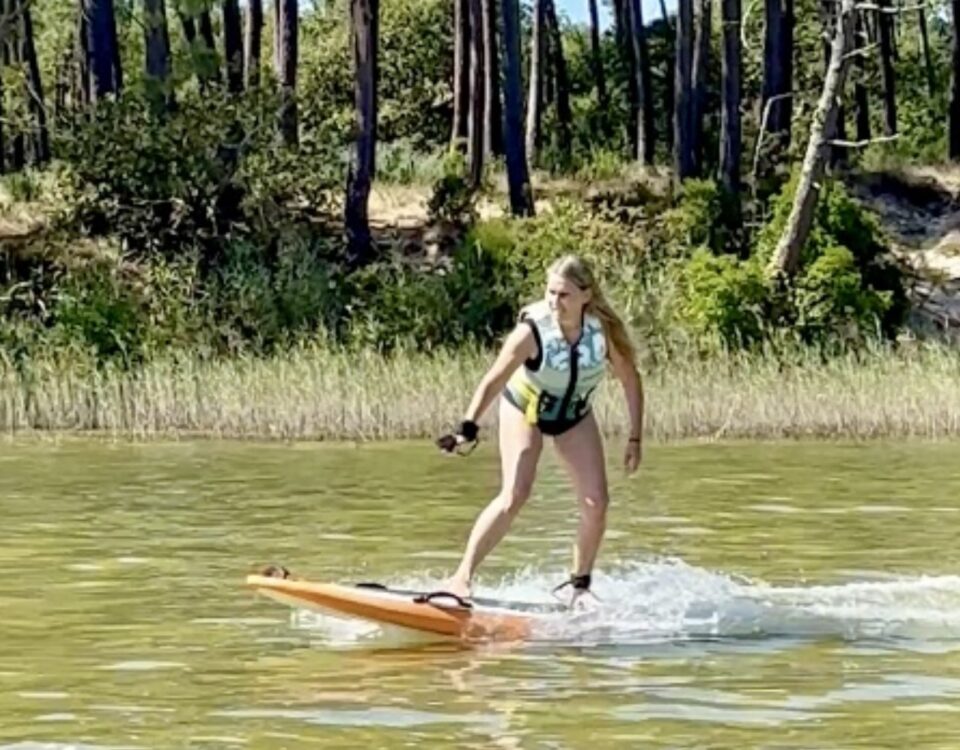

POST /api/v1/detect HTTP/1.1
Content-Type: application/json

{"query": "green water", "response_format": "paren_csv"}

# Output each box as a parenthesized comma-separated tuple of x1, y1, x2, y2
(2, 439, 960, 749)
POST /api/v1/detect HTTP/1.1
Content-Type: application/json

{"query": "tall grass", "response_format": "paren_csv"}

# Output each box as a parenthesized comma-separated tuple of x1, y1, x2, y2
(1, 340, 958, 441)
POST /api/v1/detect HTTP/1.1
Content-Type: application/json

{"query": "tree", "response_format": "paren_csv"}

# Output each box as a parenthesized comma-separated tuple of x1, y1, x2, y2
(918, 7, 935, 99)
(345, 0, 379, 266)
(770, 0, 857, 278)
(627, 0, 655, 164)
(83, 0, 122, 101)
(244, 0, 263, 88)
(877, 0, 897, 135)
(587, 0, 608, 112)
(20, 0, 48, 164)
(143, 0, 174, 113)
(276, 0, 298, 145)
(500, 0, 534, 215)
(452, 0, 469, 148)
(854, 11, 870, 142)
(482, 0, 502, 157)
(691, 0, 711, 173)
(525, 0, 544, 162)
(467, 0, 485, 186)
(222, 0, 244, 93)
(720, 0, 741, 197)
(762, 0, 793, 150)
(952, 0, 960, 160)
(674, 0, 694, 179)
(544, 0, 572, 160)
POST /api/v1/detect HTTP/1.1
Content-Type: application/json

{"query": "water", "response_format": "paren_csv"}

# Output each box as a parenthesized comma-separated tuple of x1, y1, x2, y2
(2, 438, 960, 748)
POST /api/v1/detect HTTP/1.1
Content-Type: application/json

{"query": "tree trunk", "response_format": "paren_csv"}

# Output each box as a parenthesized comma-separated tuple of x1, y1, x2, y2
(17, 1, 48, 164)
(75, 3, 92, 107)
(674, 0, 694, 180)
(345, 0, 378, 266)
(452, 0, 469, 148)
(277, 0, 298, 145)
(197, 9, 220, 85)
(525, 0, 544, 163)
(143, 0, 174, 113)
(691, 0, 711, 174)
(4, 3, 24, 171)
(544, 0, 572, 161)
(854, 10, 871, 142)
(614, 0, 639, 155)
(482, 0, 502, 157)
(222, 0, 244, 93)
(877, 0, 897, 135)
(500, 0, 534, 215)
(720, 0, 741, 196)
(660, 0, 674, 148)
(951, 0, 960, 160)
(467, 0, 485, 187)
(587, 0, 607, 111)
(83, 0, 122, 101)
(627, 0, 654, 164)
(762, 0, 793, 149)
(244, 0, 262, 88)
(770, 0, 856, 279)
(918, 8, 935, 100)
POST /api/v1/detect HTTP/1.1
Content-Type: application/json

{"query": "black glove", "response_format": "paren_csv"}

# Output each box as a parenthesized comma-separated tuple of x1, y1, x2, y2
(436, 420, 480, 454)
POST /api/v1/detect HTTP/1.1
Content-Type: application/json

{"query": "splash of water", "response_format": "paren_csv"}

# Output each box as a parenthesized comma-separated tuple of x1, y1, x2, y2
(291, 558, 960, 647)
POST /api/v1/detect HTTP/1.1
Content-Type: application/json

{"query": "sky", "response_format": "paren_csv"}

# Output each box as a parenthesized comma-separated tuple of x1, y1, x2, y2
(556, 0, 677, 27)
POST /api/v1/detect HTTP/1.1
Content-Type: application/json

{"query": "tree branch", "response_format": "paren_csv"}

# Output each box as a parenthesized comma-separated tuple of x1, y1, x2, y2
(827, 133, 900, 148)
(751, 92, 794, 199)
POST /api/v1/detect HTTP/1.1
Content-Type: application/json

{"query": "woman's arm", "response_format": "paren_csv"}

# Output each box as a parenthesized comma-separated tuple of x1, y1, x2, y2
(609, 344, 645, 471)
(463, 324, 537, 424)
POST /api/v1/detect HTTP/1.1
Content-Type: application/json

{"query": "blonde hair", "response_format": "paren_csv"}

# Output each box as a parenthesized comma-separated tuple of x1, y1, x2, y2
(547, 254, 636, 364)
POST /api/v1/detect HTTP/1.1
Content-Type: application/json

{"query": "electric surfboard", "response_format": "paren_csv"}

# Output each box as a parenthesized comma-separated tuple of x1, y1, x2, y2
(246, 566, 568, 642)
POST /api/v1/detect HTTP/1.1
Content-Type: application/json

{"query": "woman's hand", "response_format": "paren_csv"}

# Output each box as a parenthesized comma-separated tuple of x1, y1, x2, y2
(624, 438, 642, 474)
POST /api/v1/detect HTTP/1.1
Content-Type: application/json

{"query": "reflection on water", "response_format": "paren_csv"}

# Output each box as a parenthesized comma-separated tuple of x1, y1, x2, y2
(1, 439, 960, 748)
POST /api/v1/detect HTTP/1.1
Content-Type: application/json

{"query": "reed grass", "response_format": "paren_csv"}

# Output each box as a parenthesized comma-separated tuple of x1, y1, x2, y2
(1, 340, 958, 441)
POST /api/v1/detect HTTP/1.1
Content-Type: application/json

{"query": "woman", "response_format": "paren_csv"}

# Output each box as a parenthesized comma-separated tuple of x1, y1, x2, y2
(437, 254, 645, 604)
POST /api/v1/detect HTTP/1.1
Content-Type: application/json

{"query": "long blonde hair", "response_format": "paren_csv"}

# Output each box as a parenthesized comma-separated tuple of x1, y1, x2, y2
(547, 254, 637, 364)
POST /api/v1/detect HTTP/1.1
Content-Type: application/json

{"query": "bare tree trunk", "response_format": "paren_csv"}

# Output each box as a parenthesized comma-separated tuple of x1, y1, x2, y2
(75, 3, 91, 107)
(877, 0, 897, 135)
(627, 0, 655, 164)
(482, 0, 502, 157)
(660, 0, 674, 148)
(83, 0, 122, 101)
(854, 10, 871, 142)
(244, 0, 262, 88)
(544, 0, 572, 161)
(16, 1, 48, 164)
(222, 0, 244, 93)
(720, 0, 741, 196)
(770, 0, 856, 279)
(951, 0, 960, 160)
(691, 0, 711, 174)
(525, 0, 544, 163)
(674, 0, 695, 180)
(467, 0, 485, 186)
(197, 9, 220, 85)
(762, 0, 793, 150)
(614, 0, 639, 155)
(587, 0, 607, 111)
(143, 0, 174, 113)
(4, 4, 24, 171)
(501, 0, 534, 215)
(345, 0, 378, 266)
(918, 8, 935, 100)
(277, 0, 298, 146)
(452, 0, 469, 148)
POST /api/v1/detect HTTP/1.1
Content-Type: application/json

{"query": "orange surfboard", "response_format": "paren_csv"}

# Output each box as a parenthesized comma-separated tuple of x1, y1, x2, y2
(246, 570, 565, 642)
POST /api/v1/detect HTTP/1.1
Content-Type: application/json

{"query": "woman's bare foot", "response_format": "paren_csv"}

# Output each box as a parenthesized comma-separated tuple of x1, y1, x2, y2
(440, 575, 472, 600)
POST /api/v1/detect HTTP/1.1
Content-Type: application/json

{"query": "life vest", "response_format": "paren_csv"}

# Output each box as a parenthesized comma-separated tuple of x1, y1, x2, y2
(504, 299, 608, 428)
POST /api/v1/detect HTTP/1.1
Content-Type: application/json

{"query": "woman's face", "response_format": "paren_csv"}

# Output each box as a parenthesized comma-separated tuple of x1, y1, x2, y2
(545, 273, 590, 323)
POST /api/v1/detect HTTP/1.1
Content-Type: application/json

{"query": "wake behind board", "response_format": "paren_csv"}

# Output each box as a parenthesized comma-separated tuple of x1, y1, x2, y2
(246, 568, 567, 642)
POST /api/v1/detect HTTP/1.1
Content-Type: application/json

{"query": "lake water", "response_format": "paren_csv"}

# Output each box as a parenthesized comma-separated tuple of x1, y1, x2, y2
(2, 438, 960, 748)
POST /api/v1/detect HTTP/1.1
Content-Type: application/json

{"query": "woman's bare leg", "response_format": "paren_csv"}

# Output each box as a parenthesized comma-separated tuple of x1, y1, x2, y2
(552, 413, 609, 579)
(444, 399, 543, 598)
